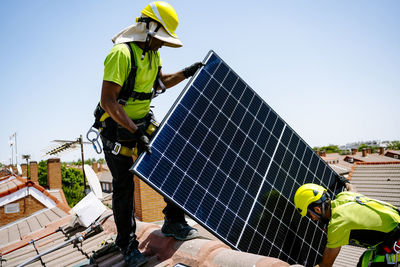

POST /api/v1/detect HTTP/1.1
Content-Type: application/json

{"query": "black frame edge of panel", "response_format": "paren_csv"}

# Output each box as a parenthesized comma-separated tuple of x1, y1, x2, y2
(131, 50, 343, 261)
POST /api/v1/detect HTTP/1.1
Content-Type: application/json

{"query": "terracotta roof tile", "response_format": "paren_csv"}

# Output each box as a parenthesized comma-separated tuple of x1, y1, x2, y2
(2, 215, 291, 267)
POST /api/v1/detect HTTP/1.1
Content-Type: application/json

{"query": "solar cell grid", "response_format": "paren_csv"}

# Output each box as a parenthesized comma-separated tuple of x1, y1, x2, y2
(132, 51, 343, 266)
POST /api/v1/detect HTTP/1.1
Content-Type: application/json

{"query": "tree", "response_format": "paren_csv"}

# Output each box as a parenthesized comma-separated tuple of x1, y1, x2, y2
(38, 160, 48, 186)
(37, 160, 85, 207)
(61, 165, 85, 207)
(387, 141, 400, 150)
(313, 145, 340, 154)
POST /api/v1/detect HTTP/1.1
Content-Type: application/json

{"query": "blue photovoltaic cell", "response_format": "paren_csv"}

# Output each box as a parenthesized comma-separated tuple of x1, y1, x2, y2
(132, 51, 343, 266)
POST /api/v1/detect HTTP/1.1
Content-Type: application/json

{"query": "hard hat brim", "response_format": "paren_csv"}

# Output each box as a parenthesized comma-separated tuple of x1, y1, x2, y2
(112, 21, 182, 47)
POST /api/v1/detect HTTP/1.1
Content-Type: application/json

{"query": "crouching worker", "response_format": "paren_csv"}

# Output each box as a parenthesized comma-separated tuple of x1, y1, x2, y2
(294, 177, 400, 267)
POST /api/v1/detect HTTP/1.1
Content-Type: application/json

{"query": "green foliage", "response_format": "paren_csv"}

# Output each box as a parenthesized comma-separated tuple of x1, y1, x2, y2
(38, 160, 48, 186)
(313, 145, 340, 154)
(61, 165, 85, 207)
(61, 165, 84, 188)
(69, 157, 102, 166)
(97, 158, 105, 164)
(37, 160, 85, 207)
(387, 141, 400, 150)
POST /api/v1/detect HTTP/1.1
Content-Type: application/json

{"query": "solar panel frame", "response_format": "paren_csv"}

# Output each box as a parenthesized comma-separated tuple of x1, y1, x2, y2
(131, 50, 343, 266)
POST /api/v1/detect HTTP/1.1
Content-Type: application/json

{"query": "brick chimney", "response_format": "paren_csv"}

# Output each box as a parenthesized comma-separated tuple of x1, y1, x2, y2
(320, 150, 326, 157)
(362, 148, 367, 157)
(379, 147, 385, 155)
(92, 162, 98, 173)
(47, 158, 62, 189)
(99, 164, 103, 172)
(367, 148, 371, 154)
(30, 161, 38, 182)
(352, 148, 357, 155)
(21, 164, 28, 177)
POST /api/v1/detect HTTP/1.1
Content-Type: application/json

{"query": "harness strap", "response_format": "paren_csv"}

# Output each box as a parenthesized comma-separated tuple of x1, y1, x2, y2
(118, 42, 138, 105)
(101, 136, 134, 157)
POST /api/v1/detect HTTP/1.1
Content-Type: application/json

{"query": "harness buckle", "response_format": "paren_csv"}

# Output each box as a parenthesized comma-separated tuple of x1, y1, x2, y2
(112, 142, 122, 155)
(386, 253, 398, 265)
(394, 240, 400, 253)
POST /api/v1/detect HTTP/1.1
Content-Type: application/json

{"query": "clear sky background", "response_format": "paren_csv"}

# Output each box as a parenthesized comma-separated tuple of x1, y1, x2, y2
(1, 0, 399, 165)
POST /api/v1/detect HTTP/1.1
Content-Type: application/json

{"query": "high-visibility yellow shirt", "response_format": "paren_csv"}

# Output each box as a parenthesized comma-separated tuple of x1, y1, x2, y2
(327, 191, 400, 248)
(103, 42, 161, 120)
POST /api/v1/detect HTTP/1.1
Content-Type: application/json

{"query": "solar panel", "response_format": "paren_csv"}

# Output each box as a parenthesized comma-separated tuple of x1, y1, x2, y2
(131, 50, 343, 266)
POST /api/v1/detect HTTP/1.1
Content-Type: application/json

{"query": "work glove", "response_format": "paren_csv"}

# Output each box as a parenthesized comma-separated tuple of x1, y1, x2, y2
(182, 62, 205, 78)
(134, 127, 152, 155)
(336, 175, 350, 186)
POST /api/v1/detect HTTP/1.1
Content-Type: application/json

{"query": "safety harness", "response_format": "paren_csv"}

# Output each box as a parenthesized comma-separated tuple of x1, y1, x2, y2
(87, 38, 164, 155)
(354, 195, 400, 266)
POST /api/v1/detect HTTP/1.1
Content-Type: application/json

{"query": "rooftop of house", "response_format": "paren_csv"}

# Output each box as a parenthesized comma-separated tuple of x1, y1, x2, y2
(0, 174, 70, 212)
(0, 207, 72, 250)
(1, 212, 291, 267)
(97, 170, 112, 183)
(348, 162, 400, 207)
(320, 153, 353, 175)
(343, 151, 400, 163)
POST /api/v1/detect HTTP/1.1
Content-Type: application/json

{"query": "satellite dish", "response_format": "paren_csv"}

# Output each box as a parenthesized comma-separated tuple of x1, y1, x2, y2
(83, 165, 103, 199)
(17, 164, 22, 175)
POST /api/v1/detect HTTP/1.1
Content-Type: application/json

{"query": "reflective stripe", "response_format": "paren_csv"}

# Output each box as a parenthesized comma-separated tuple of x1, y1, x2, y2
(150, 2, 173, 37)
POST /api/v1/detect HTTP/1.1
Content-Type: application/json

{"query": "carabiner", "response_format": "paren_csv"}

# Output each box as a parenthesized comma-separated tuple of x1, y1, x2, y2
(86, 127, 102, 154)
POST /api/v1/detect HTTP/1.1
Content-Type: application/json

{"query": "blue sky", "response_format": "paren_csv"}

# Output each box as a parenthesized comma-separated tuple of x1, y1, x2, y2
(1, 0, 399, 164)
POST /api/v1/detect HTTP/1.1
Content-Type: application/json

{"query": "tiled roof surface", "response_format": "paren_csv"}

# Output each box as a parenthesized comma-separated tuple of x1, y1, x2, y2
(97, 171, 112, 183)
(348, 162, 400, 207)
(386, 150, 400, 155)
(0, 176, 71, 213)
(47, 189, 69, 206)
(2, 215, 291, 267)
(0, 169, 12, 178)
(0, 207, 70, 249)
(333, 245, 365, 267)
(321, 153, 353, 175)
(344, 152, 400, 163)
(0, 176, 25, 195)
(2, 217, 112, 267)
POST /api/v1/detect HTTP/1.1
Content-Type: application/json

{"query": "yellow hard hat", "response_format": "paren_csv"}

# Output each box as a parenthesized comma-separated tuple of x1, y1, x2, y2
(141, 1, 179, 39)
(294, 183, 327, 217)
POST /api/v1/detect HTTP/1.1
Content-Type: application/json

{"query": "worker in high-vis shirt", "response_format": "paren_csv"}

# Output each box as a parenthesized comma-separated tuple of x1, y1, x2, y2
(97, 2, 203, 266)
(294, 178, 400, 267)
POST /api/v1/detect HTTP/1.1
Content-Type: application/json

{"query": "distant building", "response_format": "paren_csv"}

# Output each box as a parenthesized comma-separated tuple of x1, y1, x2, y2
(385, 150, 400, 160)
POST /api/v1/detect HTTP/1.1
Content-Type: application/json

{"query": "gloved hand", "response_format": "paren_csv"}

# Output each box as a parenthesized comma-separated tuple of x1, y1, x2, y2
(182, 62, 205, 78)
(134, 128, 152, 155)
(336, 175, 350, 186)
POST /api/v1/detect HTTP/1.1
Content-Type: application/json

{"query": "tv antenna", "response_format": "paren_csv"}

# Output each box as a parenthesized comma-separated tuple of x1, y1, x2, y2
(45, 135, 92, 193)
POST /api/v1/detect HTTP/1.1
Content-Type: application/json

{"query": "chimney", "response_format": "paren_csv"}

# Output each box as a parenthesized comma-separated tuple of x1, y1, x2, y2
(367, 148, 371, 154)
(379, 147, 385, 155)
(21, 163, 28, 177)
(99, 164, 103, 172)
(30, 161, 38, 182)
(320, 150, 326, 157)
(47, 158, 62, 189)
(362, 148, 367, 157)
(92, 162, 98, 173)
(352, 148, 357, 155)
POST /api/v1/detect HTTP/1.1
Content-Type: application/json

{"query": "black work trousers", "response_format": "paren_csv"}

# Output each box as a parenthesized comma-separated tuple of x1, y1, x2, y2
(104, 149, 185, 255)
